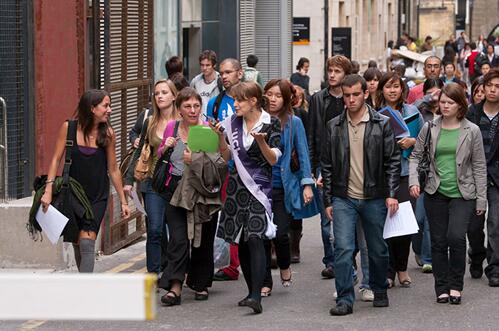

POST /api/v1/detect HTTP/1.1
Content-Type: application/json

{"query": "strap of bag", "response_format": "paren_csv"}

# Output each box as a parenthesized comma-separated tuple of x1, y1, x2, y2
(423, 121, 432, 151)
(63, 120, 77, 186)
(212, 90, 226, 121)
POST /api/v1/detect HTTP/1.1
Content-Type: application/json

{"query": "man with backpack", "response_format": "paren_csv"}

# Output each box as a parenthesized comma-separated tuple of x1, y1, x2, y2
(190, 50, 223, 116)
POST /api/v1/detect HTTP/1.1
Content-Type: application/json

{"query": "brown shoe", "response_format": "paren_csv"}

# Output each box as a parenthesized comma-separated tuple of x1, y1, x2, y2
(289, 229, 302, 263)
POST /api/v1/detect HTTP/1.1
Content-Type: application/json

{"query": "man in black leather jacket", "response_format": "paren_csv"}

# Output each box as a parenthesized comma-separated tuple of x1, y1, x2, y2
(308, 55, 352, 279)
(322, 75, 400, 316)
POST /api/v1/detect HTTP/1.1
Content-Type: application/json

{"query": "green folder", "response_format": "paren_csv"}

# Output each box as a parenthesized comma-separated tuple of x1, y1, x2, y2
(187, 125, 219, 153)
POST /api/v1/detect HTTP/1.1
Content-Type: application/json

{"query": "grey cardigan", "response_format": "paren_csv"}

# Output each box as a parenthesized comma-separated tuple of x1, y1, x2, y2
(409, 116, 488, 211)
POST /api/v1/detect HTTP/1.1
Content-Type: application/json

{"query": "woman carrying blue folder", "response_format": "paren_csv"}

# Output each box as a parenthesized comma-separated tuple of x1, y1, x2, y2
(376, 71, 424, 288)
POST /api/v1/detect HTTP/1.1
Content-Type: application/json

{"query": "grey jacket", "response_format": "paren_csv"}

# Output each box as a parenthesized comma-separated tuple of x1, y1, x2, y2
(409, 116, 488, 211)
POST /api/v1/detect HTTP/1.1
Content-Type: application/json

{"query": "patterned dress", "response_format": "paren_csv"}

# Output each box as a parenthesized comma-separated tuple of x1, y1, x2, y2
(217, 116, 281, 243)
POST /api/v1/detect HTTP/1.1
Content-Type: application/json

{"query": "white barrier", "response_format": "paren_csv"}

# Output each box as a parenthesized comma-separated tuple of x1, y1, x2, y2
(0, 273, 156, 320)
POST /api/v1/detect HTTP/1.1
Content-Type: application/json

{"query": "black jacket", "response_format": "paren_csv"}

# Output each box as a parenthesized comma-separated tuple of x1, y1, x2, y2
(321, 105, 401, 207)
(308, 88, 345, 174)
(467, 102, 499, 186)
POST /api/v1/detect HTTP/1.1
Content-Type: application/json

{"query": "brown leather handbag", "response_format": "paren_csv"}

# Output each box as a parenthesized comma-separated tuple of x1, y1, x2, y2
(133, 118, 151, 181)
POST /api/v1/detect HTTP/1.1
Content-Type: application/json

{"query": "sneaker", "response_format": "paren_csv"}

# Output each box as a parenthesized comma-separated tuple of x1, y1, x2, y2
(213, 270, 237, 281)
(329, 302, 353, 316)
(359, 288, 374, 302)
(321, 266, 335, 279)
(333, 291, 337, 298)
(422, 264, 433, 273)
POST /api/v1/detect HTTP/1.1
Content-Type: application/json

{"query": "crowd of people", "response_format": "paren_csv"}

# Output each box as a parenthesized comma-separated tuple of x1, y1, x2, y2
(38, 40, 498, 316)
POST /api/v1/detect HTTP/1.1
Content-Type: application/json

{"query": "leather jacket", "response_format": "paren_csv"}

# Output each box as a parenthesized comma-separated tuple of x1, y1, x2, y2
(308, 88, 345, 174)
(321, 105, 401, 207)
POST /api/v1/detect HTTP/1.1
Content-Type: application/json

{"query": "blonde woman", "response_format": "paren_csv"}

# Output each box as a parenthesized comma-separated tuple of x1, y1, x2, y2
(124, 79, 179, 273)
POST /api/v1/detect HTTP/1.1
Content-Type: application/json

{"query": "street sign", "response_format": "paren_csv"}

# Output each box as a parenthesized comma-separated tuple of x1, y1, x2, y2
(293, 17, 310, 45)
(332, 27, 351, 59)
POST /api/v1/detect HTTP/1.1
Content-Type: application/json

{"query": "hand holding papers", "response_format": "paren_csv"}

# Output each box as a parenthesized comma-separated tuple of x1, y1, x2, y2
(383, 201, 419, 239)
(35, 205, 69, 244)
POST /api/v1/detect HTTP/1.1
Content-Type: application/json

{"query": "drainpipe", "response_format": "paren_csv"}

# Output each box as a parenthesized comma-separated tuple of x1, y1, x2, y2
(324, 0, 329, 85)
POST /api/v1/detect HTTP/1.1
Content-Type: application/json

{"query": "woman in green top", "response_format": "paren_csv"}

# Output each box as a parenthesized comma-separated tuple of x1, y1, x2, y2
(409, 83, 487, 305)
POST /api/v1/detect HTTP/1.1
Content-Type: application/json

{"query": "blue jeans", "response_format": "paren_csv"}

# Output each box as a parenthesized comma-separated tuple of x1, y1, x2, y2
(142, 180, 168, 273)
(318, 187, 335, 268)
(412, 194, 432, 265)
(356, 222, 370, 289)
(332, 197, 389, 306)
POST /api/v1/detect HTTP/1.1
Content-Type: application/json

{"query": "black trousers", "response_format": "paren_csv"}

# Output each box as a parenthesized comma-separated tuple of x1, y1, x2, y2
(386, 176, 414, 280)
(239, 234, 266, 302)
(158, 203, 217, 292)
(424, 192, 475, 296)
(263, 189, 293, 288)
(467, 212, 486, 266)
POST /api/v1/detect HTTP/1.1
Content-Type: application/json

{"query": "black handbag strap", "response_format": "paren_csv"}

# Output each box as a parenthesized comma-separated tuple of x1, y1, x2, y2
(423, 121, 432, 152)
(63, 120, 77, 187)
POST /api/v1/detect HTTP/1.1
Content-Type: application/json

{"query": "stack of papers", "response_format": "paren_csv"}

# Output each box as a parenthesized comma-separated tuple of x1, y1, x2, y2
(383, 201, 419, 239)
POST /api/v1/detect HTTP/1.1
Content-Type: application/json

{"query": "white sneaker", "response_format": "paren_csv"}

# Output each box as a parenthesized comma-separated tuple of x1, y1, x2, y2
(359, 288, 374, 302)
(333, 291, 337, 298)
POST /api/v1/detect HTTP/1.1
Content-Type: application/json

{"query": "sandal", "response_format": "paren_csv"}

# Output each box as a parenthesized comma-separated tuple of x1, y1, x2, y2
(161, 290, 181, 306)
(261, 287, 272, 297)
(399, 278, 412, 288)
(280, 268, 292, 287)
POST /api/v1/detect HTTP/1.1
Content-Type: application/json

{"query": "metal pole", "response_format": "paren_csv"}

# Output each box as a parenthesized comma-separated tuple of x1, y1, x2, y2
(0, 97, 8, 201)
(324, 0, 329, 85)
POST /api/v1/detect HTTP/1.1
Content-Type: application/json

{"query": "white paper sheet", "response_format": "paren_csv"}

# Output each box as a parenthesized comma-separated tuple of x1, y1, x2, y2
(130, 190, 147, 216)
(383, 201, 419, 239)
(35, 205, 69, 245)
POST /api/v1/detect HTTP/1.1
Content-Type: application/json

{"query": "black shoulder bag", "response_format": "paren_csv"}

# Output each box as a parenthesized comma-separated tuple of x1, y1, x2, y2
(151, 121, 180, 193)
(417, 122, 432, 191)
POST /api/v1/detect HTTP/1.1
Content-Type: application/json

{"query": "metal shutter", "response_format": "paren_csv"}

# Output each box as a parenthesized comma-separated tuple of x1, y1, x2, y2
(254, 0, 292, 84)
(239, 0, 256, 64)
(93, 0, 153, 254)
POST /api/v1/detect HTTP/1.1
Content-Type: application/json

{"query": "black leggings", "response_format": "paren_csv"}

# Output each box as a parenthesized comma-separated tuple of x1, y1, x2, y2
(239, 234, 266, 302)
(263, 188, 293, 288)
(386, 176, 415, 280)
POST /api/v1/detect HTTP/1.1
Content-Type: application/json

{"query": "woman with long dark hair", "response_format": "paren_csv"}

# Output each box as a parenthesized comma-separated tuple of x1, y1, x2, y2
(409, 83, 487, 304)
(124, 79, 179, 274)
(213, 81, 282, 314)
(376, 72, 424, 288)
(260, 79, 315, 296)
(40, 89, 130, 272)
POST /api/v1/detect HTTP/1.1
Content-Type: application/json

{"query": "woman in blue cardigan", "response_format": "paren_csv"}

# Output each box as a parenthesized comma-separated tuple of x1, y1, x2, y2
(261, 79, 317, 296)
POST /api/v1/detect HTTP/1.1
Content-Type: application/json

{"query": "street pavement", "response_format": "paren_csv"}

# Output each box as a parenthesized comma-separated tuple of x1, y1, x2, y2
(1, 215, 498, 331)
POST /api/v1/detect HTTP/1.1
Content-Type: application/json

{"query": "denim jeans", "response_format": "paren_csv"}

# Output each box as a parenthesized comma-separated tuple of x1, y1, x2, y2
(356, 222, 370, 289)
(332, 197, 389, 306)
(485, 185, 499, 278)
(318, 185, 335, 268)
(142, 180, 168, 273)
(412, 194, 432, 264)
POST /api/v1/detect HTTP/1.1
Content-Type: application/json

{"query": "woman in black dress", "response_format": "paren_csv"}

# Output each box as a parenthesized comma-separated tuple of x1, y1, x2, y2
(41, 90, 130, 272)
(213, 81, 281, 314)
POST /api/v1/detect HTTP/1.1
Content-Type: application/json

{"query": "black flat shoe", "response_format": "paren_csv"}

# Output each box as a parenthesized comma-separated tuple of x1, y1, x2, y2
(436, 295, 449, 304)
(238, 297, 250, 307)
(161, 291, 181, 306)
(449, 295, 461, 305)
(194, 290, 209, 301)
(245, 298, 263, 314)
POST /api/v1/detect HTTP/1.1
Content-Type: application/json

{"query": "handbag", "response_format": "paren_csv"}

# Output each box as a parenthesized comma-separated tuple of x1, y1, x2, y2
(31, 120, 87, 243)
(151, 121, 180, 193)
(133, 118, 151, 182)
(289, 116, 300, 173)
(120, 109, 149, 180)
(417, 122, 432, 190)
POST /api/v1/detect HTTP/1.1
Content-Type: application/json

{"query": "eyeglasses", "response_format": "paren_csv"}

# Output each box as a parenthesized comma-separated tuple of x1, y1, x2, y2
(182, 104, 201, 110)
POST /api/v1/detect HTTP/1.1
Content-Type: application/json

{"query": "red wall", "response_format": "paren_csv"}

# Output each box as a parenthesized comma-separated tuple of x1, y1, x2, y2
(34, 0, 86, 175)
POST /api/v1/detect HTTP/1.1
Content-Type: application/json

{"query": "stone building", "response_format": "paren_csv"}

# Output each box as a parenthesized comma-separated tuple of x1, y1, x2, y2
(470, 0, 499, 41)
(292, 0, 398, 91)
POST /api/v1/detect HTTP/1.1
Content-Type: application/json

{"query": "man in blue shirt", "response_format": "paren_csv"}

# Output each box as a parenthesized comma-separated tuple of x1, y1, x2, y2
(209, 58, 243, 282)
(206, 58, 243, 122)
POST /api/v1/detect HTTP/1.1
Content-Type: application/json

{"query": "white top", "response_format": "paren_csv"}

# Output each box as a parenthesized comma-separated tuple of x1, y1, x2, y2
(190, 72, 221, 116)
